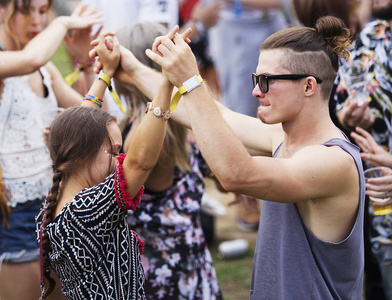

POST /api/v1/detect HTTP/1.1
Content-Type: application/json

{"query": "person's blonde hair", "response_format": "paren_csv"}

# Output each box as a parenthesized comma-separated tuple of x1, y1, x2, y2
(115, 21, 191, 172)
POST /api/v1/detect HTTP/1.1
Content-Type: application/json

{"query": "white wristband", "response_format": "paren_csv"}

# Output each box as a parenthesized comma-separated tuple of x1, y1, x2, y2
(179, 75, 203, 94)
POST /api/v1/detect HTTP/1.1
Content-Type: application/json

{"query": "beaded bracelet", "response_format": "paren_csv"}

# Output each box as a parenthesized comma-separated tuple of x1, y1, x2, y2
(83, 94, 103, 108)
(98, 71, 125, 112)
(145, 102, 171, 121)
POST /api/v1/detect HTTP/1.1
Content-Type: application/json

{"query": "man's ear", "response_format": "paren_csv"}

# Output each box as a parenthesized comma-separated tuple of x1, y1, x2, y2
(304, 77, 317, 96)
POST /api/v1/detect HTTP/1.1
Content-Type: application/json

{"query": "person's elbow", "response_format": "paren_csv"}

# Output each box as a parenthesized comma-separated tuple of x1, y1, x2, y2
(124, 155, 157, 173)
(23, 51, 47, 73)
(217, 173, 245, 193)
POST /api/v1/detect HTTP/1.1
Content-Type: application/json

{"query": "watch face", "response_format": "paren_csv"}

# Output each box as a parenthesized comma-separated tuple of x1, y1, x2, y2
(163, 109, 172, 120)
(153, 107, 162, 117)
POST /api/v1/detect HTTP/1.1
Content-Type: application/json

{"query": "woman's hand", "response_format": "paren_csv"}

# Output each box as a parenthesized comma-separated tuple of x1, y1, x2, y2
(93, 32, 121, 78)
(63, 4, 103, 64)
(89, 39, 137, 80)
(58, 3, 103, 31)
(114, 46, 145, 82)
(351, 127, 392, 168)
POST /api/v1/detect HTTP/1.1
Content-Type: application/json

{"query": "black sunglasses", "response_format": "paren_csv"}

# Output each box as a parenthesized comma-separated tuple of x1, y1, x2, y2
(252, 73, 323, 93)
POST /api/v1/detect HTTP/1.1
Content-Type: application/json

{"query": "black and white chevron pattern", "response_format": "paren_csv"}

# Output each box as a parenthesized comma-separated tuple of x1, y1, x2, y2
(45, 169, 145, 299)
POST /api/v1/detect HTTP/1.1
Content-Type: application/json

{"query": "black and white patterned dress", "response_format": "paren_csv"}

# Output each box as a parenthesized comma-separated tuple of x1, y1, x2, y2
(44, 154, 146, 299)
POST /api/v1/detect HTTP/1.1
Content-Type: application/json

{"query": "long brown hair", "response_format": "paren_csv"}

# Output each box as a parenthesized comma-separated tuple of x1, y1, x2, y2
(260, 16, 352, 100)
(39, 106, 115, 298)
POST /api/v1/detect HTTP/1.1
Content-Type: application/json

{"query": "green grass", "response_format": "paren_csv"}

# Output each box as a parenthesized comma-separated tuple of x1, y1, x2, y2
(51, 41, 73, 77)
(210, 240, 255, 300)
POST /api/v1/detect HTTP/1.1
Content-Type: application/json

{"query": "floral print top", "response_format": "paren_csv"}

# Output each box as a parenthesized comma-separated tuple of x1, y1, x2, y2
(335, 19, 392, 244)
(127, 144, 222, 299)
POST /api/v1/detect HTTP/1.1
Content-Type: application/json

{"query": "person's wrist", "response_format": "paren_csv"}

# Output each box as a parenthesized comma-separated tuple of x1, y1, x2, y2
(160, 77, 174, 91)
(55, 16, 70, 30)
(178, 75, 203, 94)
(101, 67, 115, 79)
(122, 60, 149, 87)
(125, 58, 143, 77)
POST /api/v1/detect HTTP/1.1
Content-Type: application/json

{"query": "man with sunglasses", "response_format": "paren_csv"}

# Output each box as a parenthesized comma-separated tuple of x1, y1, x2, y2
(146, 15, 365, 299)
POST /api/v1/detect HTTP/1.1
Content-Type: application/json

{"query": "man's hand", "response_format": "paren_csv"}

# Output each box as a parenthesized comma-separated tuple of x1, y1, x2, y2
(146, 26, 197, 88)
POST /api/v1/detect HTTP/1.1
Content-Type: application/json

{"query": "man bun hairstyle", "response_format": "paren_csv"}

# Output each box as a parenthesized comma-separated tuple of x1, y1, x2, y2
(260, 16, 351, 99)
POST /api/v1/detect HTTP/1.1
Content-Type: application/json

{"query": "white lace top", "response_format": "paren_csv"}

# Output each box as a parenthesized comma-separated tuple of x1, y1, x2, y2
(0, 67, 57, 207)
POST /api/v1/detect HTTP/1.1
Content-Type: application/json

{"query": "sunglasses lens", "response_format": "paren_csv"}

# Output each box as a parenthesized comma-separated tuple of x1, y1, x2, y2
(252, 74, 268, 93)
(252, 74, 257, 88)
(260, 76, 267, 93)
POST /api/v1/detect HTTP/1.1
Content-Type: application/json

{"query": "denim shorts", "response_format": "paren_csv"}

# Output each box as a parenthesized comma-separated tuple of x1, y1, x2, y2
(0, 198, 42, 263)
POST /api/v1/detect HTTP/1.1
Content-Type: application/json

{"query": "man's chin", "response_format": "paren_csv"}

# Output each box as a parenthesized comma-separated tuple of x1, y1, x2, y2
(257, 112, 274, 125)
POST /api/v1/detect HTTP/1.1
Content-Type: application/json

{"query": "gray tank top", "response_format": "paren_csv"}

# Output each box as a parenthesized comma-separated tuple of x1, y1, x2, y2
(250, 138, 365, 300)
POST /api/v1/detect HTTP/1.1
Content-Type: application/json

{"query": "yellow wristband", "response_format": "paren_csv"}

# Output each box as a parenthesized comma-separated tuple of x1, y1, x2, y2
(170, 75, 203, 112)
(65, 70, 83, 86)
(108, 86, 126, 113)
(98, 72, 111, 86)
(97, 71, 126, 113)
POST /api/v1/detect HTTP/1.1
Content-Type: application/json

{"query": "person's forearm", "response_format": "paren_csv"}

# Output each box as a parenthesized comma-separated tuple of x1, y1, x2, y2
(128, 81, 172, 167)
(183, 83, 253, 188)
(123, 63, 162, 100)
(0, 17, 70, 78)
(81, 76, 108, 108)
(123, 80, 172, 197)
(22, 17, 69, 69)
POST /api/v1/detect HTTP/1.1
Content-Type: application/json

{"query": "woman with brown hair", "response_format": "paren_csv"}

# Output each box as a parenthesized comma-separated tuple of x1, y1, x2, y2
(38, 31, 174, 299)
